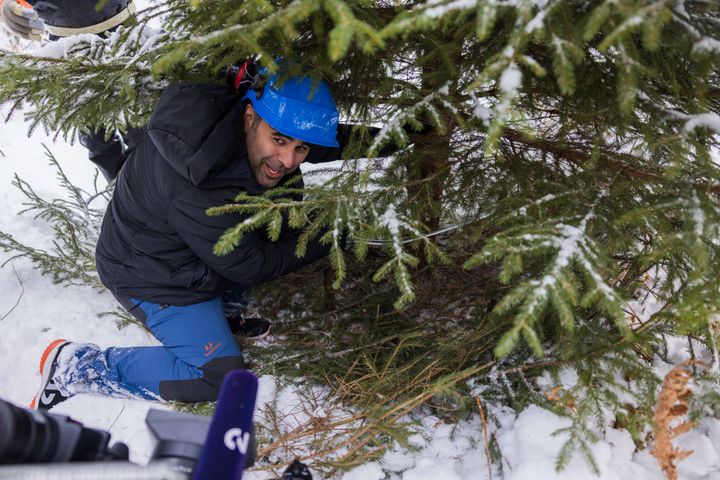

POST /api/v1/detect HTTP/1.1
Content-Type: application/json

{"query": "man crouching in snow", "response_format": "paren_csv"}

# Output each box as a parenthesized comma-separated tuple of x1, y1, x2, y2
(30, 66, 346, 409)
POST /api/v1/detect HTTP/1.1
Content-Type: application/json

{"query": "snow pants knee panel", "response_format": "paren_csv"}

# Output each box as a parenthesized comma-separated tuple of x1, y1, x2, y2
(159, 354, 245, 402)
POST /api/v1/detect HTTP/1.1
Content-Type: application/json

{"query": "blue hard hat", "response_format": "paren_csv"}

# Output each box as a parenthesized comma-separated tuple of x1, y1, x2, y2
(243, 73, 340, 148)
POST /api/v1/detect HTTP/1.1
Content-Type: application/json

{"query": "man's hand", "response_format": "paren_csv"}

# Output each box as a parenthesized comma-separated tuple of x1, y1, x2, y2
(0, 0, 44, 41)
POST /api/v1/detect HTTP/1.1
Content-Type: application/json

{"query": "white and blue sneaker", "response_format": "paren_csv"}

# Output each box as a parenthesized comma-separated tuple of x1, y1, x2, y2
(30, 339, 72, 410)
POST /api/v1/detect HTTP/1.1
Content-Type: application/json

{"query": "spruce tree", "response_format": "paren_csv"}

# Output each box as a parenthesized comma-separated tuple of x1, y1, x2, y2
(1, 0, 719, 474)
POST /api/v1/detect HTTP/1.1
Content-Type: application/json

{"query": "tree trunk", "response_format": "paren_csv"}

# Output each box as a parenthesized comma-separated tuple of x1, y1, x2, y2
(407, 37, 459, 235)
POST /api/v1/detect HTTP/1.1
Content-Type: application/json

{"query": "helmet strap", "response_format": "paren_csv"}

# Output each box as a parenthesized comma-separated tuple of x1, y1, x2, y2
(226, 59, 258, 96)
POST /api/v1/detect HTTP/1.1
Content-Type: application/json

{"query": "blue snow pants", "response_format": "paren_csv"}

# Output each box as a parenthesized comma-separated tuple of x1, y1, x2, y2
(101, 294, 245, 402)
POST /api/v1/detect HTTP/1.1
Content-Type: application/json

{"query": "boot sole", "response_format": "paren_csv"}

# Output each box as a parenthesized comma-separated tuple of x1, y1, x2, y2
(29, 339, 67, 409)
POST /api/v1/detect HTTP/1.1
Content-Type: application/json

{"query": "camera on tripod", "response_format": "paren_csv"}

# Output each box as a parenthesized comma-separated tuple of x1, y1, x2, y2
(0, 370, 314, 480)
(0, 398, 254, 479)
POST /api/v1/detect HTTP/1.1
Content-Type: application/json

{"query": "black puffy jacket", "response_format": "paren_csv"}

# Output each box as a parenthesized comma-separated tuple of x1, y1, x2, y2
(29, 0, 130, 29)
(95, 83, 342, 306)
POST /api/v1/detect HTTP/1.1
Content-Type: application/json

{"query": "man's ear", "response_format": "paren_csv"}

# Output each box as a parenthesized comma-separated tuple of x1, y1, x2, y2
(243, 104, 255, 130)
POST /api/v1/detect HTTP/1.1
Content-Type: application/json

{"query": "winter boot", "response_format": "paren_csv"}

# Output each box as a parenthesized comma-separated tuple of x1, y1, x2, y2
(30, 339, 72, 410)
(227, 315, 271, 340)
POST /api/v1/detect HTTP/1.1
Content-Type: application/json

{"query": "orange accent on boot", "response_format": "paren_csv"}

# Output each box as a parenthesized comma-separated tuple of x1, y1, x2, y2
(38, 339, 66, 374)
(0, 0, 35, 8)
(30, 339, 67, 408)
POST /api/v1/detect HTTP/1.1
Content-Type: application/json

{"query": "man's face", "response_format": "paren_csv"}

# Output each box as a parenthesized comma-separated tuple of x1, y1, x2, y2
(244, 104, 310, 187)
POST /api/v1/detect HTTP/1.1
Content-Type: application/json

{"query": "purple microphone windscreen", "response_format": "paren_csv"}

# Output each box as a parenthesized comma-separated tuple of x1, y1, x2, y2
(192, 370, 258, 480)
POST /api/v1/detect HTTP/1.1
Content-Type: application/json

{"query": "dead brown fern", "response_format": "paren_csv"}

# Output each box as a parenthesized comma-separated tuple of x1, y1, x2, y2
(650, 360, 704, 480)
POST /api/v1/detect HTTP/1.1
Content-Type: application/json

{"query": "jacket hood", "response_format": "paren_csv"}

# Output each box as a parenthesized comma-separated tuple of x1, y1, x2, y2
(147, 83, 252, 186)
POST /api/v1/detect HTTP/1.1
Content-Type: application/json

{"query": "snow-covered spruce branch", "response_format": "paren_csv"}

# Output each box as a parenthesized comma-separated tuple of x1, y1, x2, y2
(0, 230, 100, 288)
(673, 0, 720, 56)
(367, 82, 452, 157)
(383, 0, 556, 39)
(629, 188, 720, 350)
(465, 193, 628, 357)
(157, 0, 384, 72)
(636, 90, 720, 138)
(0, 152, 108, 289)
(0, 188, 103, 289)
(185, 0, 317, 45)
(549, 349, 659, 474)
(324, 0, 385, 61)
(496, 128, 720, 195)
(207, 186, 448, 309)
(12, 148, 109, 236)
(0, 21, 167, 138)
(3, 18, 165, 74)
(12, 175, 98, 246)
(371, 205, 420, 309)
(207, 170, 459, 246)
(594, 2, 666, 52)
(464, 0, 561, 150)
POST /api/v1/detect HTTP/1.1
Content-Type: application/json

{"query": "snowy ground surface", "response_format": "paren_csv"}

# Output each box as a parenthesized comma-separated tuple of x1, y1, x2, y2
(2, 17, 720, 480)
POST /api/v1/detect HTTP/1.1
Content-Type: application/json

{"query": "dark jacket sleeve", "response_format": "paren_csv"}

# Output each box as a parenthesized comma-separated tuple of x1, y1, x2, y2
(167, 186, 331, 287)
